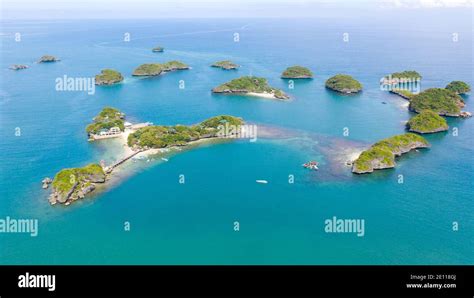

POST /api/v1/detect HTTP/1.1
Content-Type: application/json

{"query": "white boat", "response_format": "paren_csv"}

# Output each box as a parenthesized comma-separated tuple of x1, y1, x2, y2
(161, 158, 169, 162)
(256, 180, 268, 184)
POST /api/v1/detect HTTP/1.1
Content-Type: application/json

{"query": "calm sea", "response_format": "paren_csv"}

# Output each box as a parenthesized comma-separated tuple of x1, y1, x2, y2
(0, 13, 472, 264)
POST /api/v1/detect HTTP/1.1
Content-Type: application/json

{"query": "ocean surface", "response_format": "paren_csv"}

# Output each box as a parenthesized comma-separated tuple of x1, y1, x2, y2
(0, 13, 473, 264)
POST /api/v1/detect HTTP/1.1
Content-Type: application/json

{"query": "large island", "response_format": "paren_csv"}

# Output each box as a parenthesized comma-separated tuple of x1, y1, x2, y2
(325, 74, 362, 94)
(212, 76, 289, 100)
(132, 61, 189, 76)
(352, 133, 430, 174)
(128, 115, 243, 149)
(409, 88, 464, 117)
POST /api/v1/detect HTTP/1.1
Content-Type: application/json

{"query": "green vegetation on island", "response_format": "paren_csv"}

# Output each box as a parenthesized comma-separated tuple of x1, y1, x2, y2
(38, 55, 59, 63)
(86, 107, 125, 136)
(49, 163, 105, 205)
(281, 66, 313, 79)
(132, 61, 189, 76)
(325, 74, 362, 94)
(384, 70, 421, 81)
(211, 60, 239, 70)
(352, 133, 429, 174)
(152, 46, 164, 52)
(409, 88, 464, 116)
(212, 76, 289, 100)
(445, 81, 471, 95)
(407, 110, 449, 134)
(95, 69, 124, 85)
(128, 115, 244, 149)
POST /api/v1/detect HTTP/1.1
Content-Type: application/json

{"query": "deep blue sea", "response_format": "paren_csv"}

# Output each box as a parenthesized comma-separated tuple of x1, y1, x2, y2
(1, 12, 473, 264)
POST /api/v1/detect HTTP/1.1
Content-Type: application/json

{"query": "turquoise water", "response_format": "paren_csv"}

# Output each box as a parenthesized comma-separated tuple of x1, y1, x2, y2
(0, 14, 473, 264)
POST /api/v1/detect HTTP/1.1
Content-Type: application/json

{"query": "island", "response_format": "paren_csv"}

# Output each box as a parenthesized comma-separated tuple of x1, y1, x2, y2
(409, 88, 464, 117)
(445, 81, 471, 95)
(406, 110, 449, 134)
(381, 70, 421, 85)
(95, 69, 124, 85)
(211, 60, 239, 70)
(325, 74, 362, 94)
(128, 115, 244, 149)
(352, 133, 430, 174)
(9, 64, 29, 70)
(132, 61, 189, 76)
(86, 107, 125, 140)
(212, 76, 289, 100)
(49, 114, 244, 206)
(38, 55, 60, 63)
(152, 46, 164, 52)
(281, 66, 313, 79)
(48, 164, 106, 205)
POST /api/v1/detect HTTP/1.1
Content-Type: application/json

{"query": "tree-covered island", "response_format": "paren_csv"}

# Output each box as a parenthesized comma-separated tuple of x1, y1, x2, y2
(49, 164, 106, 205)
(445, 81, 471, 95)
(211, 60, 239, 70)
(352, 133, 429, 174)
(132, 61, 189, 76)
(325, 74, 362, 94)
(86, 107, 125, 139)
(281, 66, 313, 79)
(128, 115, 244, 149)
(95, 69, 124, 85)
(406, 110, 449, 134)
(212, 76, 289, 100)
(409, 88, 464, 117)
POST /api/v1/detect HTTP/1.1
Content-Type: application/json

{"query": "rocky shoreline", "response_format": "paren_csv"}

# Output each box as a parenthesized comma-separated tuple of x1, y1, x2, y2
(352, 133, 430, 174)
(47, 164, 106, 205)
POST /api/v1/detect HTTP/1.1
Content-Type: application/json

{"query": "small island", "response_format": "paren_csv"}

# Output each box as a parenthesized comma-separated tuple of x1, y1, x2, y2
(281, 66, 313, 79)
(95, 69, 124, 85)
(49, 164, 106, 205)
(132, 61, 189, 76)
(9, 64, 29, 70)
(86, 107, 125, 140)
(406, 110, 449, 134)
(352, 133, 430, 174)
(211, 60, 239, 70)
(38, 55, 60, 63)
(445, 81, 471, 95)
(325, 74, 362, 94)
(212, 76, 289, 100)
(152, 46, 164, 52)
(381, 70, 421, 85)
(409, 88, 464, 117)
